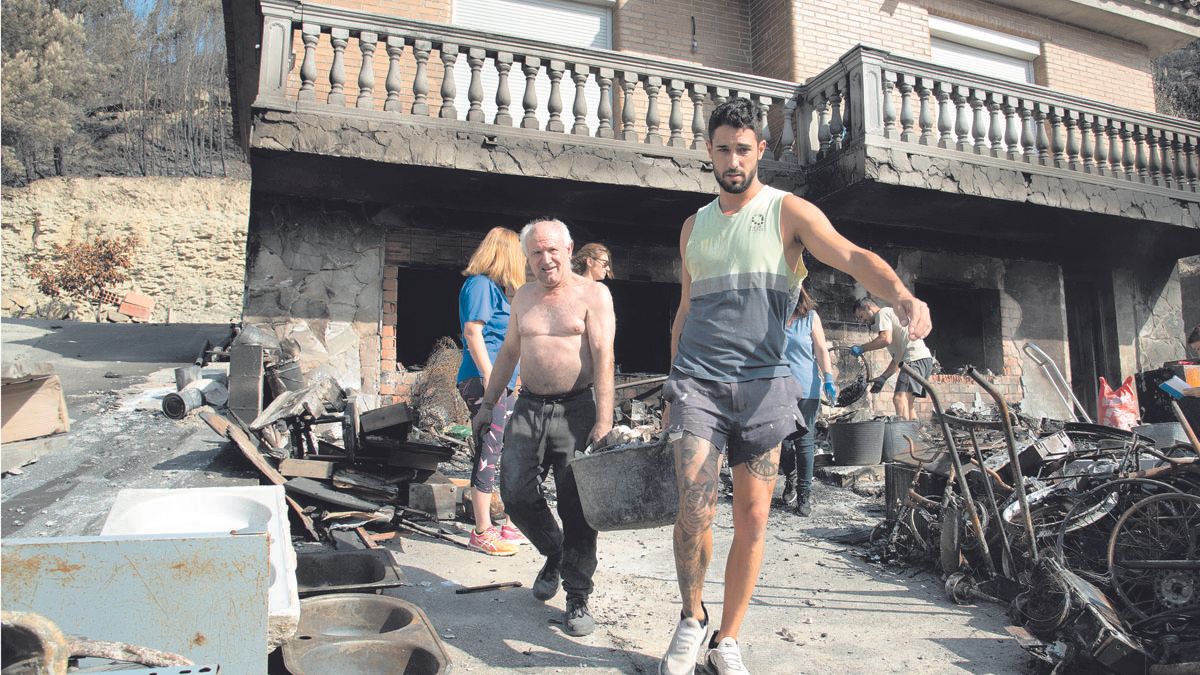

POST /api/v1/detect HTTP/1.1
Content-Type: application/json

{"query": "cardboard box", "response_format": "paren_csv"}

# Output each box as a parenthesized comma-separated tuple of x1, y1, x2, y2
(1, 374, 70, 443)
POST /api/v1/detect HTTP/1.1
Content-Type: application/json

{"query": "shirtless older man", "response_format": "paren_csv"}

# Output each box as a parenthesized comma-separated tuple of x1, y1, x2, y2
(473, 218, 616, 637)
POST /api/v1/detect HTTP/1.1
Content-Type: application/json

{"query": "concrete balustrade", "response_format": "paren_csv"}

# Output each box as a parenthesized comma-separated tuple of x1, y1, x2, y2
(256, 0, 796, 157)
(785, 46, 1200, 193)
(257, 1, 1199, 196)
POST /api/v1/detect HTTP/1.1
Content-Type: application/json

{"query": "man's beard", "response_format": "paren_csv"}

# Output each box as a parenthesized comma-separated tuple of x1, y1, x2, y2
(715, 167, 756, 194)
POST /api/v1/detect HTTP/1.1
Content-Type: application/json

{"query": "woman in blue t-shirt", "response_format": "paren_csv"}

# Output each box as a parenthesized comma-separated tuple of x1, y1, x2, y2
(781, 287, 837, 516)
(456, 227, 527, 555)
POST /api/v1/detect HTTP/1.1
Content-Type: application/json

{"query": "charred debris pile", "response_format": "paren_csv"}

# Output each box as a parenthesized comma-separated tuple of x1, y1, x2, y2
(874, 364, 1200, 674)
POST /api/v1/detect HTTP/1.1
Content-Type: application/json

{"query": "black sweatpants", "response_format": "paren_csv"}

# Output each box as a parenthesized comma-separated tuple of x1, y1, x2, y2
(499, 388, 598, 600)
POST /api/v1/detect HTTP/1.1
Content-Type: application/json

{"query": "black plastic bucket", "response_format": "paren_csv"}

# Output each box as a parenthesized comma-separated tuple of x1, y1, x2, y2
(882, 420, 921, 461)
(573, 441, 678, 531)
(829, 420, 885, 465)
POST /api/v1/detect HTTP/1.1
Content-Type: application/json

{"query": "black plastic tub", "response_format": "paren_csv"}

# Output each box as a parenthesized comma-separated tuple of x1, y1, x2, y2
(829, 420, 885, 465)
(882, 420, 921, 461)
(573, 441, 678, 531)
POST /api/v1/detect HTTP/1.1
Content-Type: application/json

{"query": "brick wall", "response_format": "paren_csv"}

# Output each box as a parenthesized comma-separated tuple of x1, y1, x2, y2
(616, 0, 753, 73)
(789, 0, 1156, 112)
(378, 221, 488, 404)
(749, 0, 794, 81)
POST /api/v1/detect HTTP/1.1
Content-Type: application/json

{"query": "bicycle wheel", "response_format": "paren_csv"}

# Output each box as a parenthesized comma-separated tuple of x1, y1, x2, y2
(1054, 478, 1180, 584)
(1107, 492, 1200, 619)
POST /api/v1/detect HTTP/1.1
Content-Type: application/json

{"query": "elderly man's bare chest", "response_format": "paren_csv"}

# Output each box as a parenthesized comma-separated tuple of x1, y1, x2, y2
(520, 293, 587, 337)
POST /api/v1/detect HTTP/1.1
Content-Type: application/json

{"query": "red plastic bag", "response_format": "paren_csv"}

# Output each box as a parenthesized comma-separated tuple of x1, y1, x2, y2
(1097, 376, 1139, 431)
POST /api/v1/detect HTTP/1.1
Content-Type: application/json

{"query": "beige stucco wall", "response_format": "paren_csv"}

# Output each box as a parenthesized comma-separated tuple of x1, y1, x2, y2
(1, 177, 249, 323)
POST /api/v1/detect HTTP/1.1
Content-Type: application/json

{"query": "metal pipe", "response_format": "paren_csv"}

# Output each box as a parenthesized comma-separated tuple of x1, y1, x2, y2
(614, 375, 668, 391)
(966, 367, 1039, 562)
(1022, 342, 1092, 423)
(968, 426, 1015, 575)
(899, 362, 996, 577)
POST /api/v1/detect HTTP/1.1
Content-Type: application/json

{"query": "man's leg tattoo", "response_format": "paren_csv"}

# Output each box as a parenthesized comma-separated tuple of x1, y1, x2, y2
(673, 434, 720, 614)
(745, 448, 779, 482)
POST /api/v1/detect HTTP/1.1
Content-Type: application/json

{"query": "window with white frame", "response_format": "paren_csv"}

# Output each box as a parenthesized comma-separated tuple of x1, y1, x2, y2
(929, 16, 1039, 85)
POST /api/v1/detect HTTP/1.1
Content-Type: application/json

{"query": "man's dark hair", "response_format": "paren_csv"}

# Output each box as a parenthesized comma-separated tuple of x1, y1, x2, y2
(707, 98, 765, 141)
(853, 297, 878, 312)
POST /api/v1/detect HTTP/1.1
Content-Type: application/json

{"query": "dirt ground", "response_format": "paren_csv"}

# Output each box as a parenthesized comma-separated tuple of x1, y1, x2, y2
(383, 480, 1031, 674)
(1, 320, 1035, 674)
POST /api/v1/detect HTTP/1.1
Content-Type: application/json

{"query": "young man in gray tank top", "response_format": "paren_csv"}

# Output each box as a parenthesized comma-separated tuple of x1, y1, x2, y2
(659, 99, 933, 675)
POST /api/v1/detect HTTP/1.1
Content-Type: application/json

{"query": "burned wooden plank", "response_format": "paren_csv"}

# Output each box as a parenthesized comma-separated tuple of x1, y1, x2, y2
(280, 458, 337, 480)
(285, 476, 386, 512)
(332, 467, 402, 501)
(359, 436, 454, 471)
(359, 402, 414, 434)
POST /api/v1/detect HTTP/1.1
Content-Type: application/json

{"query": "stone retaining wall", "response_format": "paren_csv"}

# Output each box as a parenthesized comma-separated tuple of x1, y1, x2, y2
(1, 177, 250, 323)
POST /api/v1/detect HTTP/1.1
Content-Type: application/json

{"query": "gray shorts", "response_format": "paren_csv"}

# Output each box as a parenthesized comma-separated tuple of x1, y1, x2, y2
(663, 369, 804, 466)
(895, 358, 934, 397)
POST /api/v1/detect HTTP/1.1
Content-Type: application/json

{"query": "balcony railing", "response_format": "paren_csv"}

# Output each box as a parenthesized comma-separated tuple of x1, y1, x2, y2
(255, 0, 798, 153)
(797, 47, 1200, 194)
(253, 1, 1200, 196)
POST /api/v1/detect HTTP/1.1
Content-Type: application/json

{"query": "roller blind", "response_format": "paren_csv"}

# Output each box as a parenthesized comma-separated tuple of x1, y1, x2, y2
(931, 37, 1034, 84)
(928, 17, 1038, 85)
(452, 0, 612, 132)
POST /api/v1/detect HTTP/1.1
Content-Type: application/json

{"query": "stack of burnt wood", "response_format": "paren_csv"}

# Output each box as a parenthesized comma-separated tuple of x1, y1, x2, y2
(184, 324, 470, 552)
(874, 365, 1200, 674)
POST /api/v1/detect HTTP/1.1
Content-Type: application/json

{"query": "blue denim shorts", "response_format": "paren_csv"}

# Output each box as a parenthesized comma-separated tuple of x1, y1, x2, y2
(663, 369, 805, 466)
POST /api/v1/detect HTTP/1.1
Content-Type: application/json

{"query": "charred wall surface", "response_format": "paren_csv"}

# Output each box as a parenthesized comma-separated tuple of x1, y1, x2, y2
(242, 192, 386, 396)
(241, 165, 1191, 416)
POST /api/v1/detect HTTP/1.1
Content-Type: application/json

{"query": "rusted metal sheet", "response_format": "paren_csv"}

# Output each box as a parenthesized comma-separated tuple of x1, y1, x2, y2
(1, 532, 269, 674)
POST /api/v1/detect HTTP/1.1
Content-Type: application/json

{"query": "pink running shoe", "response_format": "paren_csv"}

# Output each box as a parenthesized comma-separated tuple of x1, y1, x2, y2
(499, 522, 528, 544)
(468, 526, 519, 556)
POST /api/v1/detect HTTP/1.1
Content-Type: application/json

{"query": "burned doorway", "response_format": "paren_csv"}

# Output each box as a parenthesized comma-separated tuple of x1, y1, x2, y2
(915, 282, 1004, 374)
(608, 279, 679, 375)
(1063, 270, 1120, 418)
(395, 267, 464, 367)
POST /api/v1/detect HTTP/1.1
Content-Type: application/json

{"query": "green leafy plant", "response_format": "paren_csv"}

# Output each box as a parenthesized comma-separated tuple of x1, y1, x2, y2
(27, 235, 138, 322)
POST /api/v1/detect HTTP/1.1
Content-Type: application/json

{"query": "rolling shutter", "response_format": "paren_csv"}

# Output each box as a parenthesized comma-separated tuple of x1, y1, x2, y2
(452, 0, 613, 133)
(929, 16, 1038, 85)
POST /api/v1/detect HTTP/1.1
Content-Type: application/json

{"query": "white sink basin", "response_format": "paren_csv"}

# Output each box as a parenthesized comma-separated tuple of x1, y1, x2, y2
(102, 486, 300, 646)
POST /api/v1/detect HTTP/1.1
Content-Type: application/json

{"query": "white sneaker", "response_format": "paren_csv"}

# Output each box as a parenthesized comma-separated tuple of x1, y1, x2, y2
(705, 636, 750, 674)
(659, 611, 710, 674)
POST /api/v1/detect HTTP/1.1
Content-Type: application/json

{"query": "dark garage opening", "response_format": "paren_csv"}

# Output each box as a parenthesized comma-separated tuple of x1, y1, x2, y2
(396, 267, 464, 367)
(608, 279, 679, 375)
(915, 282, 1003, 373)
(395, 268, 679, 375)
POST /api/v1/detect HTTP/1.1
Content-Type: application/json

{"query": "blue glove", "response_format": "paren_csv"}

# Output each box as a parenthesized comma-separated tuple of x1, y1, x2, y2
(849, 345, 864, 357)
(822, 374, 837, 402)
